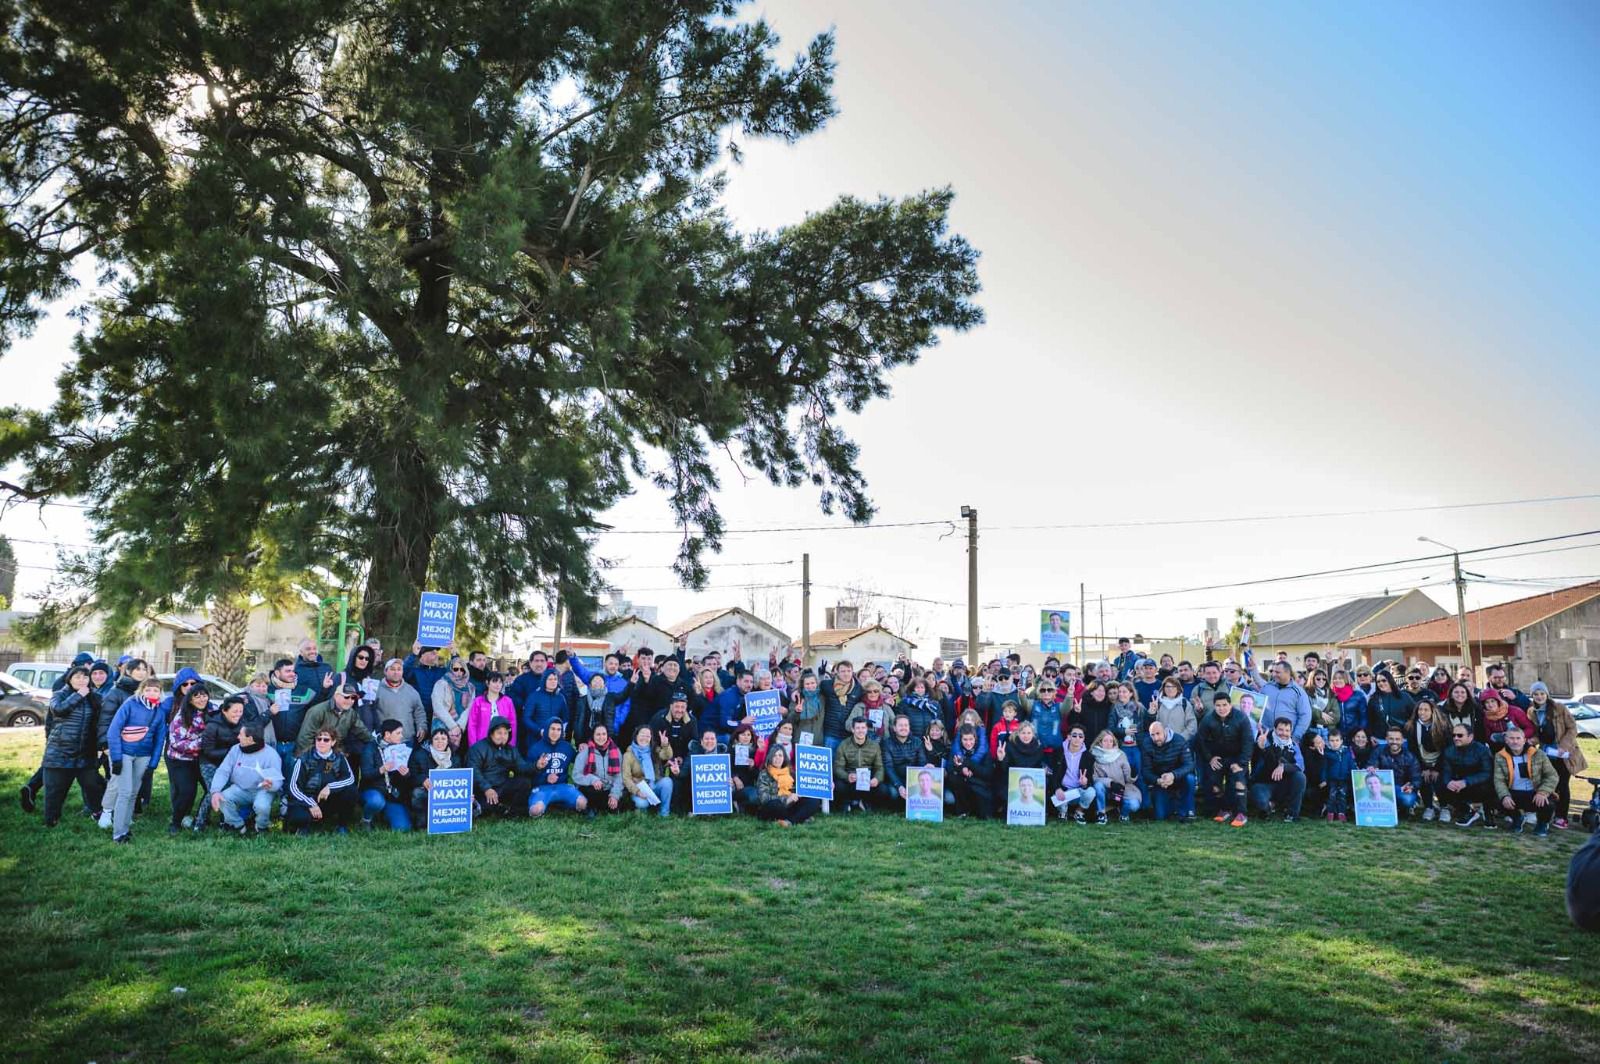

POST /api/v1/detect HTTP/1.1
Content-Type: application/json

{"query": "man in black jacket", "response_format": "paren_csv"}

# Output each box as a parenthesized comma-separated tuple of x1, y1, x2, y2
(467, 716, 536, 816)
(880, 713, 927, 810)
(1196, 692, 1253, 826)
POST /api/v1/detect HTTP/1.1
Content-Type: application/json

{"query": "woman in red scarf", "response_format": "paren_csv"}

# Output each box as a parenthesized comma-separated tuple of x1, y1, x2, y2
(571, 722, 624, 814)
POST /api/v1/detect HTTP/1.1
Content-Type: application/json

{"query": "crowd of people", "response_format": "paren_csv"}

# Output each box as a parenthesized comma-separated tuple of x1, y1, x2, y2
(16, 633, 1591, 840)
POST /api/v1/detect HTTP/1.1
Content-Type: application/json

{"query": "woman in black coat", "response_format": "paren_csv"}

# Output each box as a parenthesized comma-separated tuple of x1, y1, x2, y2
(40, 667, 106, 826)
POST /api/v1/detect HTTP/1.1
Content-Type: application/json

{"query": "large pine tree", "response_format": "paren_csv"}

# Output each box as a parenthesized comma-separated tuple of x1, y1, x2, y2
(0, 0, 981, 649)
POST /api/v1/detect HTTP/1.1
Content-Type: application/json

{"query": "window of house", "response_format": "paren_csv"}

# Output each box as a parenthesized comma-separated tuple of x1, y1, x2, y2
(172, 647, 203, 671)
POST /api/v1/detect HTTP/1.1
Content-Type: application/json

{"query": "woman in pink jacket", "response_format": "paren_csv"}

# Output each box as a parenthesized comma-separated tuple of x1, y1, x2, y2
(466, 672, 517, 748)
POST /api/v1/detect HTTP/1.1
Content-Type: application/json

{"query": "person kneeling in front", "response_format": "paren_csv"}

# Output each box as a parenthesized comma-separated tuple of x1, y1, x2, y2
(1140, 720, 1196, 823)
(1492, 724, 1559, 837)
(209, 725, 282, 836)
(468, 716, 537, 817)
(286, 728, 358, 834)
(1440, 723, 1494, 828)
(1248, 718, 1307, 824)
(754, 745, 821, 826)
(623, 724, 674, 816)
(527, 719, 587, 818)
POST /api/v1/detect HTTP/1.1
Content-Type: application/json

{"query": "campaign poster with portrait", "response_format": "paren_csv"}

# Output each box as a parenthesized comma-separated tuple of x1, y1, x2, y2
(1007, 767, 1046, 826)
(905, 765, 944, 822)
(1352, 768, 1398, 828)
(1039, 609, 1072, 656)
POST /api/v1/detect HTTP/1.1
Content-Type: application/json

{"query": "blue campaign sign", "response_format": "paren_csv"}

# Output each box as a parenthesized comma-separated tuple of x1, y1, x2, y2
(690, 754, 734, 815)
(795, 744, 833, 800)
(416, 592, 460, 647)
(744, 688, 784, 738)
(426, 768, 475, 835)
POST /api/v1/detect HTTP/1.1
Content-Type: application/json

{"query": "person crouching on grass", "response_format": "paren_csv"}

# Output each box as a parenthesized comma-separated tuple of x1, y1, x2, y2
(409, 726, 464, 823)
(467, 716, 537, 817)
(527, 719, 587, 819)
(1492, 724, 1559, 837)
(754, 744, 821, 826)
(623, 724, 675, 816)
(286, 728, 358, 834)
(208, 725, 282, 836)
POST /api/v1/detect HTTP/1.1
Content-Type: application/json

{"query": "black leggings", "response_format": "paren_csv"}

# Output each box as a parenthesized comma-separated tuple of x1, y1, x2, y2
(947, 775, 992, 818)
(41, 765, 105, 825)
(284, 789, 357, 831)
(167, 757, 202, 827)
(756, 797, 821, 823)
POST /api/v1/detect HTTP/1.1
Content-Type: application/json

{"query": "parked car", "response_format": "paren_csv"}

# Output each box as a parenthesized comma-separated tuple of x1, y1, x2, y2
(0, 670, 50, 700)
(4, 661, 73, 691)
(1571, 704, 1600, 740)
(157, 672, 242, 701)
(0, 675, 48, 727)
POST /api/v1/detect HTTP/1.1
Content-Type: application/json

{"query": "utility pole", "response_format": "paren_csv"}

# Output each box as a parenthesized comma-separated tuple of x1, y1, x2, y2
(1419, 537, 1473, 679)
(801, 552, 812, 666)
(551, 595, 564, 651)
(1098, 594, 1105, 661)
(1078, 582, 1086, 669)
(961, 506, 978, 664)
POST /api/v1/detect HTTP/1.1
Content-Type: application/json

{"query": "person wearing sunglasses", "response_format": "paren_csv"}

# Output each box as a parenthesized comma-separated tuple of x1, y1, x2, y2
(286, 728, 358, 834)
(1439, 723, 1494, 827)
(430, 655, 475, 745)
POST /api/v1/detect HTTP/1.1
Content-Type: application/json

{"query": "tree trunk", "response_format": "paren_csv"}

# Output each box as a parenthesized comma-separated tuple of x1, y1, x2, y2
(361, 459, 443, 656)
(204, 597, 251, 683)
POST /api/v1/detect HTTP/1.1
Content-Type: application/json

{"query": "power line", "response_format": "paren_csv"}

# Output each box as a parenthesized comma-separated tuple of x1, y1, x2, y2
(1080, 529, 1600, 604)
(10, 488, 1596, 535)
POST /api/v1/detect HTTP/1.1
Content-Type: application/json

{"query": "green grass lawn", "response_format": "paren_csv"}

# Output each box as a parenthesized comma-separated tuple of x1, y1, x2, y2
(2, 729, 1597, 1064)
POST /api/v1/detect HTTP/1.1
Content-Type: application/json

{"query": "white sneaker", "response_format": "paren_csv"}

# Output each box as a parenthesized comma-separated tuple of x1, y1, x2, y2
(180, 815, 193, 829)
(1422, 806, 1437, 822)
(1522, 812, 1538, 827)
(97, 810, 112, 830)
(1438, 807, 1452, 824)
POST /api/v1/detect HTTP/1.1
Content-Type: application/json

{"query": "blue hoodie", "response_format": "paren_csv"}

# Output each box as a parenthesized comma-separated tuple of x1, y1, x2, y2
(527, 722, 576, 786)
(107, 694, 167, 763)
(160, 667, 204, 719)
(520, 684, 570, 756)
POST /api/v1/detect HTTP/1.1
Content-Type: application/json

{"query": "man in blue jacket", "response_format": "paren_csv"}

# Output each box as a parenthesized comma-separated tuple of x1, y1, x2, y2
(707, 671, 756, 739)
(294, 639, 335, 704)
(105, 676, 167, 842)
(403, 644, 449, 706)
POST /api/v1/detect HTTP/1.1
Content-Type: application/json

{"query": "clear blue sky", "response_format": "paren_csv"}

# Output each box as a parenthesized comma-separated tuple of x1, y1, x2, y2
(3, 1, 1598, 650)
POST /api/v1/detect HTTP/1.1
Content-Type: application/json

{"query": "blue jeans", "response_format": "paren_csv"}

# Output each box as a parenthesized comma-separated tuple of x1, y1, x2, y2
(1395, 786, 1419, 814)
(1093, 779, 1142, 816)
(1149, 772, 1196, 820)
(824, 735, 843, 753)
(530, 783, 583, 815)
(632, 776, 674, 816)
(1121, 743, 1141, 780)
(219, 784, 275, 830)
(360, 788, 414, 831)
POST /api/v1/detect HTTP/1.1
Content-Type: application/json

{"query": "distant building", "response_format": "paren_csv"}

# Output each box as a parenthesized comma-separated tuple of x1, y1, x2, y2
(1342, 581, 1600, 694)
(804, 625, 915, 668)
(667, 607, 791, 664)
(587, 615, 678, 656)
(1249, 591, 1447, 669)
(596, 590, 658, 626)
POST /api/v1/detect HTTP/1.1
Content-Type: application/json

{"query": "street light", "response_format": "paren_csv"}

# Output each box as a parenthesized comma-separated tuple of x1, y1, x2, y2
(1419, 536, 1474, 678)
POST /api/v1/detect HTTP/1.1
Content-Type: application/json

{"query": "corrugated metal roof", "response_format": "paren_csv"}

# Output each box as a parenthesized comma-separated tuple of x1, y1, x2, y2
(1253, 596, 1401, 646)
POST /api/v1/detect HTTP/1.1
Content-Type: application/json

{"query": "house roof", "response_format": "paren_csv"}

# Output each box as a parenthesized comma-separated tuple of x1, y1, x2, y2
(806, 624, 918, 650)
(1346, 581, 1600, 648)
(666, 606, 790, 641)
(1252, 596, 1408, 647)
(593, 614, 675, 638)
